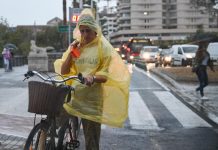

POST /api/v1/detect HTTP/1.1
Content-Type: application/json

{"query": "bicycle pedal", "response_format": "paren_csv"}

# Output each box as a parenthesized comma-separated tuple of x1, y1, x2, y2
(66, 140, 80, 149)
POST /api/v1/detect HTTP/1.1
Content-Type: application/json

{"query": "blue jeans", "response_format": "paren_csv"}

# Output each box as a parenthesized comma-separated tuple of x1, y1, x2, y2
(196, 65, 208, 97)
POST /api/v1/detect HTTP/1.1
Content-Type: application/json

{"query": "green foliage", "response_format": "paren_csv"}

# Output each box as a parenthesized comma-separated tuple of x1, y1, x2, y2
(36, 26, 64, 50)
(0, 17, 9, 52)
(187, 26, 218, 44)
(19, 41, 30, 56)
(0, 18, 65, 56)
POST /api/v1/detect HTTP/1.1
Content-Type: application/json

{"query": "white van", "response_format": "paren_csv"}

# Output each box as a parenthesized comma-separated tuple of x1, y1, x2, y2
(207, 42, 218, 65)
(170, 44, 198, 66)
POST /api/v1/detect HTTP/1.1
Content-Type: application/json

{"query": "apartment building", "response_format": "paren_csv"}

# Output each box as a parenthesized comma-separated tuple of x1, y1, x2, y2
(99, 6, 118, 40)
(110, 0, 218, 47)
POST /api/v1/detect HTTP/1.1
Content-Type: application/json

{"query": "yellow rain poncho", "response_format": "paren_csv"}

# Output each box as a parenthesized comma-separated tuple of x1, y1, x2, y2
(54, 9, 130, 127)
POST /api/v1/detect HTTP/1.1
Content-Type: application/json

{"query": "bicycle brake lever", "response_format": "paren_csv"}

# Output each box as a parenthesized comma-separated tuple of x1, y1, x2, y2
(23, 71, 35, 81)
(23, 77, 28, 81)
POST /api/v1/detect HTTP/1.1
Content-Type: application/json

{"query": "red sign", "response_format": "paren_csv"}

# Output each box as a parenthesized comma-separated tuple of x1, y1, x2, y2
(71, 15, 80, 23)
(69, 8, 82, 23)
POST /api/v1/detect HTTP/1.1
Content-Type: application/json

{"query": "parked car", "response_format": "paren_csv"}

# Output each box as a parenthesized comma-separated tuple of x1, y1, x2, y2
(207, 42, 218, 65)
(139, 46, 159, 63)
(170, 44, 198, 66)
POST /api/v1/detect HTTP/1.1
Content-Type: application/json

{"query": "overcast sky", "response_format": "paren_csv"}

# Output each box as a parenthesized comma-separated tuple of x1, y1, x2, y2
(0, 0, 116, 26)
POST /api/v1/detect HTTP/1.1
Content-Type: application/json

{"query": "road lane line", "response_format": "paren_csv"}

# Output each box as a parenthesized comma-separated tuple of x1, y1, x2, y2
(134, 66, 170, 91)
(129, 91, 161, 130)
(130, 87, 162, 91)
(154, 91, 211, 128)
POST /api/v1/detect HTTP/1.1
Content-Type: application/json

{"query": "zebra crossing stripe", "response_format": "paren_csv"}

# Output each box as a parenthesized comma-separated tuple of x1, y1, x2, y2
(128, 92, 161, 130)
(134, 66, 170, 91)
(154, 91, 211, 128)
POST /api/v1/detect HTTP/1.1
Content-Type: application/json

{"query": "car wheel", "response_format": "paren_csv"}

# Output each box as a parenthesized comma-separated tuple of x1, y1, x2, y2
(155, 63, 158, 67)
(182, 59, 186, 66)
(170, 59, 174, 67)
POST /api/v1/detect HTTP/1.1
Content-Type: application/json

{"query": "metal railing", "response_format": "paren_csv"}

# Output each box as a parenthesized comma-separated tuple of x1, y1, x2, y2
(0, 55, 27, 68)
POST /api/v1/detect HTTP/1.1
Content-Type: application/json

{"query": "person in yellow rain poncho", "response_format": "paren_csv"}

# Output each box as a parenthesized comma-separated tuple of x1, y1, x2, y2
(54, 8, 130, 150)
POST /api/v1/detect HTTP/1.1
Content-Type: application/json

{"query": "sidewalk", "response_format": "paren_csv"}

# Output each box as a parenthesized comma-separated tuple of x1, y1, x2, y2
(151, 68, 218, 127)
(0, 65, 30, 149)
(0, 133, 25, 150)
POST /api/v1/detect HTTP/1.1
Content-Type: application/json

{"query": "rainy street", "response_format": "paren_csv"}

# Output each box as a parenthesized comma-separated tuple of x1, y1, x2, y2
(0, 65, 218, 150)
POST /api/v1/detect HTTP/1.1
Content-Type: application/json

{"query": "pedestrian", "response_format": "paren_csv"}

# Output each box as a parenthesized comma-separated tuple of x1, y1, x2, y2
(192, 41, 215, 99)
(54, 8, 130, 150)
(8, 48, 14, 71)
(2, 48, 11, 72)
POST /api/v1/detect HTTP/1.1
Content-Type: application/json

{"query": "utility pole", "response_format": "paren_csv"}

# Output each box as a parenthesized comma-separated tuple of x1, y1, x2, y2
(63, 0, 67, 25)
(63, 0, 67, 49)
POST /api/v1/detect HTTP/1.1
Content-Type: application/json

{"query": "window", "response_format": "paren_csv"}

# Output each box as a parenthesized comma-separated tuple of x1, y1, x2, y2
(144, 19, 149, 23)
(170, 19, 177, 24)
(178, 48, 183, 55)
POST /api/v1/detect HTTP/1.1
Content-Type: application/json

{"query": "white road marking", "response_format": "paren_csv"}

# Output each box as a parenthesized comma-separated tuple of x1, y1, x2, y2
(130, 87, 162, 90)
(134, 66, 170, 91)
(128, 92, 161, 130)
(154, 91, 211, 128)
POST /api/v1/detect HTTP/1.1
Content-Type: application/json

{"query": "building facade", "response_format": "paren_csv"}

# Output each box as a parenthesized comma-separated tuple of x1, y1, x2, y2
(99, 7, 117, 40)
(110, 0, 218, 47)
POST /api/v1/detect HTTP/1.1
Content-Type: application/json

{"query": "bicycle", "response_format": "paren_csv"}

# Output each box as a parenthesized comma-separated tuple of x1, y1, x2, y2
(23, 70, 84, 150)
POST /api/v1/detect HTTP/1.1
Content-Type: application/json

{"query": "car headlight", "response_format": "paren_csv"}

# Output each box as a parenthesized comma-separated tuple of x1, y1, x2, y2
(130, 55, 134, 60)
(165, 56, 171, 62)
(185, 54, 192, 58)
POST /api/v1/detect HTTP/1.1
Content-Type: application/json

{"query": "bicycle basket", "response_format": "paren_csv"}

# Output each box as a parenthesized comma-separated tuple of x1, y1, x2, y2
(28, 81, 69, 115)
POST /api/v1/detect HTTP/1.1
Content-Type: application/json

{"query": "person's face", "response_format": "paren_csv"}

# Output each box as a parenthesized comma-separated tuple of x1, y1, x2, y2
(79, 25, 97, 45)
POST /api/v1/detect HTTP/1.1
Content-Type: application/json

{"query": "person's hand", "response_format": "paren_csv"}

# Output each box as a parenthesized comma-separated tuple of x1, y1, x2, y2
(84, 74, 94, 86)
(70, 40, 79, 48)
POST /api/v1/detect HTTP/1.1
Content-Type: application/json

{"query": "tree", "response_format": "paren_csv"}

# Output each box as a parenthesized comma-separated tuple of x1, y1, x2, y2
(190, 0, 217, 14)
(187, 25, 218, 44)
(36, 26, 64, 51)
(6, 27, 33, 55)
(190, 0, 215, 7)
(0, 17, 9, 52)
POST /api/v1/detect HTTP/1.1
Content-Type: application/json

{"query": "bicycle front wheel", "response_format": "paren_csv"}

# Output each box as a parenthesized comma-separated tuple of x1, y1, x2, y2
(24, 122, 50, 150)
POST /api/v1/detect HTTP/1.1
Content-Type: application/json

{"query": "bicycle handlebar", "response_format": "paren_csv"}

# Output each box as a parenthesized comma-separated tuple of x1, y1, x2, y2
(24, 70, 85, 84)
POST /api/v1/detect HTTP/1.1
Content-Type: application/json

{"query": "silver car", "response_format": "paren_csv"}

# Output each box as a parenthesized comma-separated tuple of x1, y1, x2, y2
(139, 46, 159, 63)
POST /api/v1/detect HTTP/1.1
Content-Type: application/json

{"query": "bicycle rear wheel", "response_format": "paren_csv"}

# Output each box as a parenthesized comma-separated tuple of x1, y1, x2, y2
(24, 122, 53, 150)
(57, 117, 80, 150)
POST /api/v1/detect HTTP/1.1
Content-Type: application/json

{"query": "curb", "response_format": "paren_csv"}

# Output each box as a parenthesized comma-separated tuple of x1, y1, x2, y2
(150, 68, 218, 127)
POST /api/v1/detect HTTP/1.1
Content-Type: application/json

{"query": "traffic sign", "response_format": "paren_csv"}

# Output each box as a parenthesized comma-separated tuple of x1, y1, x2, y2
(58, 25, 76, 32)
(69, 8, 82, 23)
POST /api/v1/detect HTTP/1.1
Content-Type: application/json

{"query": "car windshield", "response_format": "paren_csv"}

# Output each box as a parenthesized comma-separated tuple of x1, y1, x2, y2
(161, 49, 171, 54)
(143, 48, 159, 52)
(132, 44, 144, 53)
(182, 47, 198, 53)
